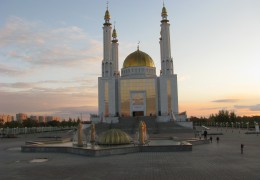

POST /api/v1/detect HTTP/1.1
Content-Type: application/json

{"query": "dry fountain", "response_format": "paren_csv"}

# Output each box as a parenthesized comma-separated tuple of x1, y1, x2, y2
(21, 121, 194, 157)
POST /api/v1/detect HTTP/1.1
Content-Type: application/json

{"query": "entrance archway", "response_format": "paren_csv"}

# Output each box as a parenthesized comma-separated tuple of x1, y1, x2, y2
(133, 111, 144, 117)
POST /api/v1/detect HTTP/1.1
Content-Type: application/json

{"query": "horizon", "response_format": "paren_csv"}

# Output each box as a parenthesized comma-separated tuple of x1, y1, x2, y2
(0, 0, 260, 120)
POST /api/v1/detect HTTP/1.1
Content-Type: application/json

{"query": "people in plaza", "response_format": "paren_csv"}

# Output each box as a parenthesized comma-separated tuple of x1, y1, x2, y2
(203, 130, 208, 139)
(210, 136, 212, 143)
(241, 144, 244, 154)
(216, 136, 219, 143)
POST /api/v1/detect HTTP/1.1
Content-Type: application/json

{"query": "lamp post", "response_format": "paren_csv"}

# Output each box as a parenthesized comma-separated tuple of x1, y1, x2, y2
(238, 122, 240, 133)
(247, 122, 249, 132)
(231, 122, 234, 133)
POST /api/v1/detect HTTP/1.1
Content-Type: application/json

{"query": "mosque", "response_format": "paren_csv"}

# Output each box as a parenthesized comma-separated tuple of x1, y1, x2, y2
(93, 4, 187, 123)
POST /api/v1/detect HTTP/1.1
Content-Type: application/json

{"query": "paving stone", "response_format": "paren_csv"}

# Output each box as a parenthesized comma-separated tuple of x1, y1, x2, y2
(0, 128, 259, 180)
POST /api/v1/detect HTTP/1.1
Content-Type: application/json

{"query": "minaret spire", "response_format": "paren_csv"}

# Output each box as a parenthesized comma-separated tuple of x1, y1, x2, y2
(160, 2, 173, 76)
(104, 2, 111, 25)
(112, 22, 118, 41)
(102, 3, 112, 77)
(161, 1, 168, 21)
(111, 22, 119, 77)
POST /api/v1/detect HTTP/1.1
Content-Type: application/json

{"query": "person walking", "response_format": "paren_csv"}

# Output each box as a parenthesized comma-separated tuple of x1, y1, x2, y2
(241, 144, 244, 154)
(216, 136, 219, 143)
(203, 130, 208, 140)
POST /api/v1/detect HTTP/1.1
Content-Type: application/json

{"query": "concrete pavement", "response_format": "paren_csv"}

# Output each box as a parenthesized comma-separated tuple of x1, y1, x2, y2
(0, 128, 259, 180)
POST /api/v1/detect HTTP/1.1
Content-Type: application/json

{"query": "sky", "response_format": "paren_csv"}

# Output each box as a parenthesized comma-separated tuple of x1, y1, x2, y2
(0, 0, 260, 120)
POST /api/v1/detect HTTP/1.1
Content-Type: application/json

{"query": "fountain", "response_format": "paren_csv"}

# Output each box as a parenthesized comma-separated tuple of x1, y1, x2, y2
(97, 129, 132, 145)
(21, 122, 194, 157)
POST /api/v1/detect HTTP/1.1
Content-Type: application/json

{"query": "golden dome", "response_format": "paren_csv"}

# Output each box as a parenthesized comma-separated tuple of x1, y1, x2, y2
(123, 49, 155, 68)
(97, 129, 132, 145)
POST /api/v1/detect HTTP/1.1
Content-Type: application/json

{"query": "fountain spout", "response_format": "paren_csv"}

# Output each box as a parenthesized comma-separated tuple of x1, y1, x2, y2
(139, 121, 147, 145)
(90, 123, 96, 143)
(77, 122, 83, 147)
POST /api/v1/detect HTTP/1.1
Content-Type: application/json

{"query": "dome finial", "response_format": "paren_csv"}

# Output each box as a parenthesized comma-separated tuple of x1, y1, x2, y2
(104, 1, 111, 23)
(112, 21, 118, 40)
(161, 0, 168, 19)
(137, 41, 140, 50)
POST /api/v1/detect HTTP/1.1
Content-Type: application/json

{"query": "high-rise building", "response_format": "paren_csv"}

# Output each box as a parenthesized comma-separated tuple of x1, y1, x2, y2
(46, 116, 61, 122)
(0, 114, 14, 122)
(16, 113, 27, 122)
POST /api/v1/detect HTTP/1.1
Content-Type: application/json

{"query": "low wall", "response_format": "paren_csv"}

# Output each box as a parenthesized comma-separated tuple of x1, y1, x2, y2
(157, 116, 171, 122)
(91, 117, 119, 124)
(175, 121, 193, 129)
(21, 143, 192, 157)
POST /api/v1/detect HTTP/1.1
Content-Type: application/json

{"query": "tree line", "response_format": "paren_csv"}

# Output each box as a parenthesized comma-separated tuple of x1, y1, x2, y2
(190, 110, 260, 126)
(0, 118, 80, 128)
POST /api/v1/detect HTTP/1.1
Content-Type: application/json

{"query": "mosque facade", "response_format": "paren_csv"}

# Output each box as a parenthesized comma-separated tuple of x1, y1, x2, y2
(95, 4, 187, 123)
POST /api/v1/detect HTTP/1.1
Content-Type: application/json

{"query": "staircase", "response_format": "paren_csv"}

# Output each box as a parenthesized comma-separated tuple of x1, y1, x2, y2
(93, 117, 194, 136)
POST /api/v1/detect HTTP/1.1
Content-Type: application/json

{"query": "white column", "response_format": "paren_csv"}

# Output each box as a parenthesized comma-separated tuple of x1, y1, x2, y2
(111, 42, 119, 76)
(160, 21, 173, 76)
(102, 25, 112, 77)
(160, 4, 174, 76)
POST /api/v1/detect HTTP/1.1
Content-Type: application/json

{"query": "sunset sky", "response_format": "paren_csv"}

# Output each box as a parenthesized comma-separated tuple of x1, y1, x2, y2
(0, 0, 260, 120)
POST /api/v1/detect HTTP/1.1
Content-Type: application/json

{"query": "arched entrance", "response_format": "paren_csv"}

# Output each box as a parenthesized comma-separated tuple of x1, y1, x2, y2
(130, 91, 146, 117)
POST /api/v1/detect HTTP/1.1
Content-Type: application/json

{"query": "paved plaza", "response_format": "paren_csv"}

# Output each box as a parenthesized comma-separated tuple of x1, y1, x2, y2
(0, 127, 260, 180)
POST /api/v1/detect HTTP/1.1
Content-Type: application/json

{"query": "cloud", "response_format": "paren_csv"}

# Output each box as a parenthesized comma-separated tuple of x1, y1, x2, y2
(211, 99, 239, 103)
(0, 82, 35, 89)
(0, 78, 98, 93)
(234, 104, 260, 111)
(0, 16, 102, 71)
(0, 64, 23, 75)
(0, 17, 102, 119)
(199, 107, 229, 111)
(0, 90, 98, 118)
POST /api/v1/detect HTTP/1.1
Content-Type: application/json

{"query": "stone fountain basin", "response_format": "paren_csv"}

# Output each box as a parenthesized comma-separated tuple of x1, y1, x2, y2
(21, 139, 192, 157)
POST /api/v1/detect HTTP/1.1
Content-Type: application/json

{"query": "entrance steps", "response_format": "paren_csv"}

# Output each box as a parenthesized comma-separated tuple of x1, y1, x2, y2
(93, 117, 194, 135)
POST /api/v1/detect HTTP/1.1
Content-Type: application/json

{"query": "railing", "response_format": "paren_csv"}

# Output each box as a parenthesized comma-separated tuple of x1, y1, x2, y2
(0, 126, 75, 137)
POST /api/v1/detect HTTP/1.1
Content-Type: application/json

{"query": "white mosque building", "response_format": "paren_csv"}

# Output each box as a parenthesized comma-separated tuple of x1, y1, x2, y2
(92, 4, 187, 123)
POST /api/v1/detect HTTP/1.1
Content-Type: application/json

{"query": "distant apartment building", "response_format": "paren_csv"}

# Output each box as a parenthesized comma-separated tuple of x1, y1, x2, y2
(46, 116, 61, 122)
(16, 113, 28, 122)
(39, 116, 46, 123)
(30, 115, 39, 122)
(0, 114, 14, 122)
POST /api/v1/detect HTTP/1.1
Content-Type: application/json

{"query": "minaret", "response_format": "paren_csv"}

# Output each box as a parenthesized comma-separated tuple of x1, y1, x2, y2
(102, 5, 112, 77)
(159, 3, 173, 76)
(111, 25, 119, 77)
